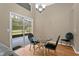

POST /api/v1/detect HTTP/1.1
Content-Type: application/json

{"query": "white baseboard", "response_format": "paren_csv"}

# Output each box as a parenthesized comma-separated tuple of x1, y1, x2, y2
(59, 42, 79, 54)
(72, 46, 79, 54)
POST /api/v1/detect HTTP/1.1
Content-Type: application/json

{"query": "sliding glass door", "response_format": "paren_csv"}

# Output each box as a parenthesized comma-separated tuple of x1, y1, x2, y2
(23, 19, 32, 45)
(10, 12, 33, 51)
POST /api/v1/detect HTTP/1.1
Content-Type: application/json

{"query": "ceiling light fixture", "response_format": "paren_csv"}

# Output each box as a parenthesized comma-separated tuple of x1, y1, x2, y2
(35, 3, 46, 13)
(35, 3, 54, 13)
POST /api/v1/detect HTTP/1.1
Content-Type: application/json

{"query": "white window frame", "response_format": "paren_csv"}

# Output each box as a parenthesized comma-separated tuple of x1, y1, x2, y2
(9, 12, 33, 50)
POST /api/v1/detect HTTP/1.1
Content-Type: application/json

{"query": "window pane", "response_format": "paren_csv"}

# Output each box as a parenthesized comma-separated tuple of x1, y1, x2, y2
(12, 16, 23, 36)
(24, 20, 32, 34)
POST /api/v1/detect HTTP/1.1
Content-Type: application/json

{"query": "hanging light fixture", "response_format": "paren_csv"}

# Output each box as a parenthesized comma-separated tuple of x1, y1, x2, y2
(35, 3, 54, 13)
(35, 3, 46, 13)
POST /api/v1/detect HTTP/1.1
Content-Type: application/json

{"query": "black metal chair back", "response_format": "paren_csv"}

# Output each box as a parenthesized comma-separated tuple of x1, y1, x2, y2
(44, 35, 60, 51)
(28, 33, 34, 43)
(55, 35, 60, 49)
(65, 32, 73, 40)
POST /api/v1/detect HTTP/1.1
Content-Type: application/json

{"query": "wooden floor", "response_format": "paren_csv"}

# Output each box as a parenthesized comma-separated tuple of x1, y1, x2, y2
(14, 44, 79, 56)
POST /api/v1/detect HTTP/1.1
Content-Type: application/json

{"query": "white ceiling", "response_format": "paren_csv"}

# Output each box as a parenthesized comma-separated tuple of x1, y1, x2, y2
(35, 3, 54, 7)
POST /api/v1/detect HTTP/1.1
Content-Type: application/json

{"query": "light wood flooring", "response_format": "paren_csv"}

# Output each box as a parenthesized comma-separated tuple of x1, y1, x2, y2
(14, 44, 79, 56)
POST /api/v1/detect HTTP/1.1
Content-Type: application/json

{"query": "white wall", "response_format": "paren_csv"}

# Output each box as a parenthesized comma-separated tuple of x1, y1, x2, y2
(73, 4, 79, 53)
(34, 3, 74, 42)
(0, 3, 32, 47)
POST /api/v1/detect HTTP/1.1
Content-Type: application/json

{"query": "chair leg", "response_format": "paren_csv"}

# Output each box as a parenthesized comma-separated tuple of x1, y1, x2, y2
(54, 50, 56, 56)
(29, 44, 31, 51)
(69, 42, 71, 46)
(47, 49, 50, 55)
(45, 49, 50, 56)
(45, 49, 48, 56)
(43, 47, 45, 56)
(61, 40, 62, 44)
(33, 45, 35, 55)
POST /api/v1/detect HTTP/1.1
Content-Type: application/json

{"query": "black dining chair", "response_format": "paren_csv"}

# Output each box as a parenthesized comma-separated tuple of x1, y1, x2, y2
(44, 35, 60, 55)
(28, 33, 40, 54)
(61, 32, 74, 46)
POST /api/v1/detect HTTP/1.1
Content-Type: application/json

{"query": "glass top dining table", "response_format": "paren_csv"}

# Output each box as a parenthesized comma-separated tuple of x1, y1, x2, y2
(37, 39, 52, 55)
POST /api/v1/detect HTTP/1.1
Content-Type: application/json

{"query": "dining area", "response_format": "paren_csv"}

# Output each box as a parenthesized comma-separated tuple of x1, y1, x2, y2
(14, 32, 77, 56)
(27, 33, 60, 55)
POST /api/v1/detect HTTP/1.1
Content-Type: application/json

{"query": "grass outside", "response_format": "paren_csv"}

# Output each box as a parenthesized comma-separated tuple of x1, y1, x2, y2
(12, 30, 30, 35)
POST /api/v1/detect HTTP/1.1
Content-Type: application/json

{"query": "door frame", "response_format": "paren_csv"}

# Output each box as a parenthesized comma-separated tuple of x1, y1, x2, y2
(9, 12, 33, 51)
(9, 12, 12, 50)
